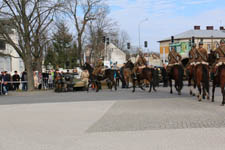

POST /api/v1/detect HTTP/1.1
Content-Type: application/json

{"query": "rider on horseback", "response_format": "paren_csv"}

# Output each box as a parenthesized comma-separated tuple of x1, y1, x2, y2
(93, 58, 104, 76)
(195, 41, 208, 65)
(167, 47, 182, 74)
(188, 43, 197, 66)
(133, 51, 147, 79)
(212, 39, 225, 76)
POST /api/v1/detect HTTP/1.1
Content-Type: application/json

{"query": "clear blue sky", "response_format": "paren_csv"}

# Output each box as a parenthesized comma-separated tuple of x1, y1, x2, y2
(107, 0, 225, 52)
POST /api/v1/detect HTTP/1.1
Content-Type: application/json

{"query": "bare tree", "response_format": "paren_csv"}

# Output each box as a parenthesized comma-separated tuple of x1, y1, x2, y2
(0, 0, 62, 90)
(64, 0, 105, 66)
(85, 5, 118, 63)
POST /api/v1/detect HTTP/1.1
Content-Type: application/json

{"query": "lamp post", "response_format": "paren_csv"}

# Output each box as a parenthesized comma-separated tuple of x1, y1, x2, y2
(138, 18, 148, 49)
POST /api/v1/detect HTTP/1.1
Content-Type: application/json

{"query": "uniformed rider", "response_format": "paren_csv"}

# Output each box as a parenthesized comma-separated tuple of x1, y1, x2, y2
(213, 39, 225, 76)
(188, 43, 197, 65)
(132, 51, 147, 79)
(195, 41, 208, 64)
(93, 58, 104, 76)
(167, 47, 182, 73)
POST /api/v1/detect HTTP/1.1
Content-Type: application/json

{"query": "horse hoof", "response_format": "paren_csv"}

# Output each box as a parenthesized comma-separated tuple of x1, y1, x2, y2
(190, 91, 192, 95)
(192, 94, 195, 96)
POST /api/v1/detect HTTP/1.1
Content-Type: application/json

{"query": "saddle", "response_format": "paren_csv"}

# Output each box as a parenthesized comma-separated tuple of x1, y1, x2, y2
(216, 61, 225, 67)
(195, 61, 208, 66)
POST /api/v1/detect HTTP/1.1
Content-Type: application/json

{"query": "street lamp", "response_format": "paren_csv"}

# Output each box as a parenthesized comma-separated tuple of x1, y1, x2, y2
(138, 18, 148, 49)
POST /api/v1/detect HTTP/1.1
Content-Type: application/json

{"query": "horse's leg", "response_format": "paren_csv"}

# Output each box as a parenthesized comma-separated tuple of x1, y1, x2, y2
(212, 80, 216, 102)
(132, 79, 136, 93)
(96, 81, 100, 92)
(169, 78, 173, 94)
(221, 84, 225, 106)
(197, 84, 202, 101)
(149, 82, 152, 93)
(190, 76, 193, 95)
(113, 78, 117, 91)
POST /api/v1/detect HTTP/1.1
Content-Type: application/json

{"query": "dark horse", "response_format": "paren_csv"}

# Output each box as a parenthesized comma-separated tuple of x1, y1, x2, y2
(82, 62, 117, 92)
(194, 63, 210, 101)
(124, 61, 156, 93)
(210, 52, 225, 105)
(168, 64, 184, 95)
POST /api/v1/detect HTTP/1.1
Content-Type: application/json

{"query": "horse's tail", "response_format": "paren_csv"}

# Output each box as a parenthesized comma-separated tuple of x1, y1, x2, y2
(178, 65, 184, 89)
(202, 64, 209, 92)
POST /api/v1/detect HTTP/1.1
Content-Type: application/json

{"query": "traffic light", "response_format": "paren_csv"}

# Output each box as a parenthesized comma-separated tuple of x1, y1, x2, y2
(102, 36, 106, 43)
(144, 41, 148, 48)
(127, 42, 130, 49)
(192, 36, 195, 43)
(171, 36, 174, 43)
(106, 38, 110, 45)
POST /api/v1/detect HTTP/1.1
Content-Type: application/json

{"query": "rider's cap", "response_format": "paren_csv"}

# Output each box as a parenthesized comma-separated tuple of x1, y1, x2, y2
(220, 39, 225, 44)
(192, 43, 196, 47)
(199, 41, 203, 45)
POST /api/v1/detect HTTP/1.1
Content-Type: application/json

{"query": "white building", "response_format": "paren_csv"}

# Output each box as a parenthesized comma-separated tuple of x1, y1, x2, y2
(0, 27, 24, 74)
(105, 43, 127, 67)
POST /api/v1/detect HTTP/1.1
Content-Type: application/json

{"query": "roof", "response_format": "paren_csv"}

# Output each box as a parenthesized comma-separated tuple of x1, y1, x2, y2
(159, 29, 225, 42)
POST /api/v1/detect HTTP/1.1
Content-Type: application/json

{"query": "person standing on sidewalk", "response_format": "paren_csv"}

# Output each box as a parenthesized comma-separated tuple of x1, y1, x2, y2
(12, 71, 20, 91)
(21, 70, 28, 91)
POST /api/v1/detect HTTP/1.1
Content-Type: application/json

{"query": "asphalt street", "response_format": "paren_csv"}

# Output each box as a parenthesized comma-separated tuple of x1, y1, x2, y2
(0, 85, 225, 150)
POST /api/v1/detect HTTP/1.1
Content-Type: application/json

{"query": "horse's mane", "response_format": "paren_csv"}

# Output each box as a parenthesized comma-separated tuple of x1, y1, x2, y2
(125, 61, 134, 69)
(84, 62, 93, 73)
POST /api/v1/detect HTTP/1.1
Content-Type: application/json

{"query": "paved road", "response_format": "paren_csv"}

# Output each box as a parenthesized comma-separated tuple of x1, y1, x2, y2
(0, 85, 225, 150)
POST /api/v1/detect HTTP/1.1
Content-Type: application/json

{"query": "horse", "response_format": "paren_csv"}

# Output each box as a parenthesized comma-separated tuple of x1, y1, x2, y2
(123, 67, 132, 88)
(82, 62, 117, 92)
(212, 65, 225, 105)
(124, 61, 156, 93)
(194, 63, 210, 101)
(168, 64, 184, 95)
(186, 63, 196, 96)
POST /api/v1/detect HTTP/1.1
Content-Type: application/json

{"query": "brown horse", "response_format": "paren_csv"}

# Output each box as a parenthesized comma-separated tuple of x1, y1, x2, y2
(194, 63, 210, 101)
(168, 64, 184, 95)
(124, 61, 156, 93)
(123, 68, 132, 88)
(82, 62, 117, 92)
(212, 64, 225, 105)
(186, 64, 196, 96)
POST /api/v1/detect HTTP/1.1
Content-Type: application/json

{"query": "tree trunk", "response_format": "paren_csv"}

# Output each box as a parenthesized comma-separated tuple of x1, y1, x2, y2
(78, 37, 83, 66)
(24, 56, 35, 91)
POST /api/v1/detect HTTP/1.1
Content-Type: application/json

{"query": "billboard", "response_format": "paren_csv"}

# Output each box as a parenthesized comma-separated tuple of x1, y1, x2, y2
(169, 42, 191, 58)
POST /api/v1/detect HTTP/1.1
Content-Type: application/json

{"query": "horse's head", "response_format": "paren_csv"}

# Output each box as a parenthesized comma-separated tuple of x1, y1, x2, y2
(208, 50, 217, 66)
(125, 60, 134, 70)
(82, 62, 93, 74)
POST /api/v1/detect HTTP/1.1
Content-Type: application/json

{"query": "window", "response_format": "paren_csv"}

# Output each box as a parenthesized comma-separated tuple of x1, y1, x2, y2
(0, 40, 6, 50)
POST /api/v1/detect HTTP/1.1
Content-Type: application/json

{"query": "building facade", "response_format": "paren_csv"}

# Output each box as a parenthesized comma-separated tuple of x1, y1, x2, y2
(0, 28, 24, 74)
(159, 26, 225, 64)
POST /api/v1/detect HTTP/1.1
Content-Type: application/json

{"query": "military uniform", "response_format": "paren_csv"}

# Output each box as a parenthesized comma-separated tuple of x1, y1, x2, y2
(167, 47, 182, 73)
(93, 59, 104, 76)
(195, 45, 208, 64)
(188, 44, 197, 65)
(213, 39, 225, 75)
(133, 52, 147, 79)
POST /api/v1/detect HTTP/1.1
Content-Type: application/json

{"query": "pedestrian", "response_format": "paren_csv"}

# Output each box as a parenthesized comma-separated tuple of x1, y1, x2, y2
(21, 70, 28, 91)
(34, 71, 39, 89)
(12, 71, 20, 90)
(48, 71, 53, 89)
(4, 71, 11, 91)
(1, 71, 8, 95)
